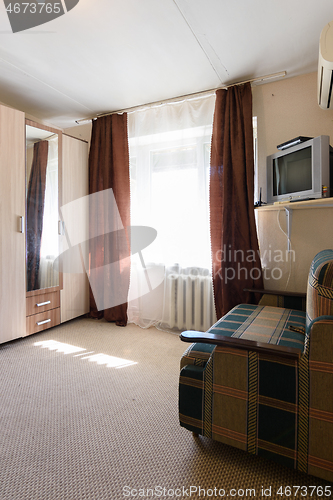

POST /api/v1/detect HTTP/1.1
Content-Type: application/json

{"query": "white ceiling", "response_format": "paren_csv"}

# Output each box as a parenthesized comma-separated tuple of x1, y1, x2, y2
(0, 0, 332, 130)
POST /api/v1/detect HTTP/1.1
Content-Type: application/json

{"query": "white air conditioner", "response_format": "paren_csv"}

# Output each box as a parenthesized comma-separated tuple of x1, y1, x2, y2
(318, 21, 333, 109)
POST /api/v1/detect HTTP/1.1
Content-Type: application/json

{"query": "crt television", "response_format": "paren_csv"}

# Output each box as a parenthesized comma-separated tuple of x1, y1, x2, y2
(266, 135, 333, 204)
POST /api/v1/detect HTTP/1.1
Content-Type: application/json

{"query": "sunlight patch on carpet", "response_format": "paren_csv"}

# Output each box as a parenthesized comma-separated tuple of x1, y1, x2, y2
(34, 340, 85, 354)
(80, 353, 137, 368)
(34, 340, 137, 369)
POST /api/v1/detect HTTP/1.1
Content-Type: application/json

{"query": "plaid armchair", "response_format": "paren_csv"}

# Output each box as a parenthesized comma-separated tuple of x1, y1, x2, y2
(179, 249, 333, 482)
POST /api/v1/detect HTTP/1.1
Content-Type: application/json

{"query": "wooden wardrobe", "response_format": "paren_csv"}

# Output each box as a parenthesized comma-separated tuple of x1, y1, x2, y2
(0, 104, 26, 344)
(0, 102, 89, 345)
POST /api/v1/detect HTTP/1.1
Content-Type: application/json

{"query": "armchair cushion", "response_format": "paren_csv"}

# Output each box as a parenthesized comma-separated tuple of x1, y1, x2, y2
(206, 303, 306, 350)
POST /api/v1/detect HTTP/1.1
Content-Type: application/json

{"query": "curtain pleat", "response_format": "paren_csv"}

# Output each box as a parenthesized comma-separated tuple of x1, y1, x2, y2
(210, 84, 263, 318)
(88, 114, 131, 326)
(26, 140, 49, 291)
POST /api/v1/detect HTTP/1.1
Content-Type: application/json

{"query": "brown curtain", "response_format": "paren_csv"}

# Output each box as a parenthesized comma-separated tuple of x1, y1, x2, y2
(210, 83, 263, 318)
(26, 140, 49, 291)
(88, 113, 131, 326)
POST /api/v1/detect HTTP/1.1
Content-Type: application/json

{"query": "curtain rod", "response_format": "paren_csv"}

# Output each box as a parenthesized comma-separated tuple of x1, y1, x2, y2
(75, 70, 286, 125)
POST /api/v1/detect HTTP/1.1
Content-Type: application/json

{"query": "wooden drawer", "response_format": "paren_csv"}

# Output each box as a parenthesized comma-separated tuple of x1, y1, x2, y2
(26, 308, 61, 336)
(26, 291, 60, 316)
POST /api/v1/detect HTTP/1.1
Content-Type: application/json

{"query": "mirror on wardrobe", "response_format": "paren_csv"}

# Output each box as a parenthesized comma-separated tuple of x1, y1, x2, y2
(26, 121, 61, 293)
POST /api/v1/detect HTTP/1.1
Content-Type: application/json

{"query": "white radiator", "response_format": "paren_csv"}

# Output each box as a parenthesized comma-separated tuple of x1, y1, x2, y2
(165, 270, 216, 332)
(39, 256, 58, 289)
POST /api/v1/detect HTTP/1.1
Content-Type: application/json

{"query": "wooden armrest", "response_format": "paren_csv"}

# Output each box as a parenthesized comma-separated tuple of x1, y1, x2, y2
(244, 288, 306, 298)
(180, 330, 302, 360)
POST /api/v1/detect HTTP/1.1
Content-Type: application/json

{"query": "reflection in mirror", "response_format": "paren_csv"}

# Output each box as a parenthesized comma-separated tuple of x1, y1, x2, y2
(26, 124, 59, 292)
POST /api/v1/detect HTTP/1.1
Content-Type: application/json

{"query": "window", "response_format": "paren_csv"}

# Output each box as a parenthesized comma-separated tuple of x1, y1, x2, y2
(130, 128, 212, 269)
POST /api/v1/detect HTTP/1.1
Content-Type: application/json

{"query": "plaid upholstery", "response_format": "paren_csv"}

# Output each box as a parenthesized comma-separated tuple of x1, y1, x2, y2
(180, 343, 216, 369)
(259, 293, 306, 311)
(306, 317, 333, 481)
(207, 304, 306, 349)
(180, 344, 300, 467)
(179, 364, 205, 435)
(179, 249, 333, 482)
(306, 249, 333, 331)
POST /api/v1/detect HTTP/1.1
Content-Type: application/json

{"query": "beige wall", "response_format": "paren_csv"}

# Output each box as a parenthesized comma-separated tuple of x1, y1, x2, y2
(253, 72, 333, 293)
(64, 122, 92, 145)
(253, 71, 333, 200)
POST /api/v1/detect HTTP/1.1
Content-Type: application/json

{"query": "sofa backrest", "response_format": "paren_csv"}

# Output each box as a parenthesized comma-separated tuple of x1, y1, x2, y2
(306, 249, 333, 330)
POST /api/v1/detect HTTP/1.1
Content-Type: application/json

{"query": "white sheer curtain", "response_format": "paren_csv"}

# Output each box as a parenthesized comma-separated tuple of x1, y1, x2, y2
(127, 94, 217, 332)
(39, 135, 59, 289)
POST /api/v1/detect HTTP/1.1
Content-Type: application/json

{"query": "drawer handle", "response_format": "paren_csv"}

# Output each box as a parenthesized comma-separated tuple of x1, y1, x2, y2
(37, 319, 51, 326)
(36, 301, 51, 307)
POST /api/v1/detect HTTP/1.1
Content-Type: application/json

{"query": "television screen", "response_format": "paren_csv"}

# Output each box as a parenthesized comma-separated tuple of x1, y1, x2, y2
(272, 146, 312, 196)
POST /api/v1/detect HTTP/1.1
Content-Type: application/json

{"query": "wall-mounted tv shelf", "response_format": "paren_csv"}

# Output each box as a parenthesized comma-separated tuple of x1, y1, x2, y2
(255, 197, 333, 251)
(255, 197, 333, 211)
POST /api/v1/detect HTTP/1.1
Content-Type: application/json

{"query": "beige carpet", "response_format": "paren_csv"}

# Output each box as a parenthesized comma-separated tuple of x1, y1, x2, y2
(0, 318, 330, 499)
